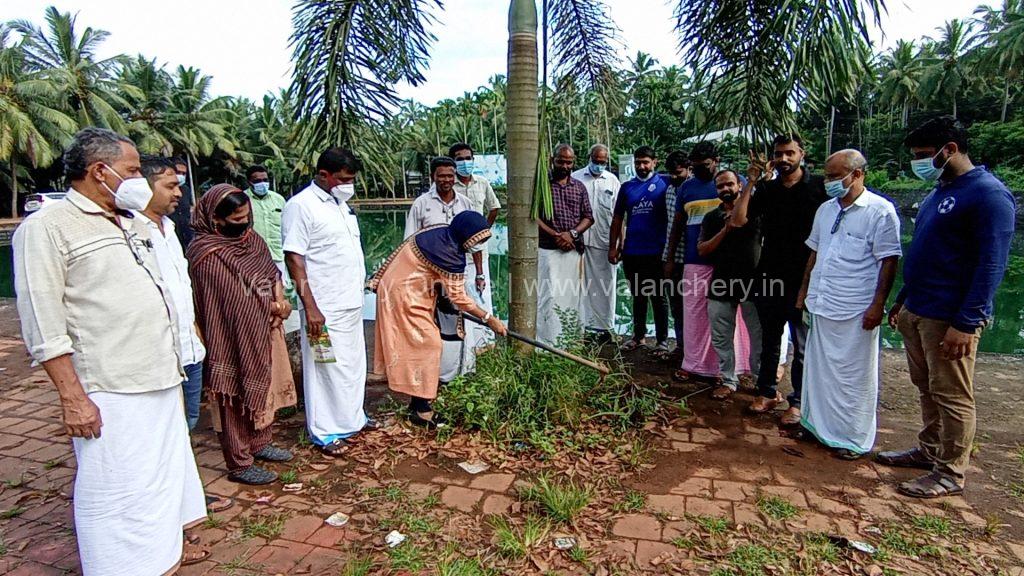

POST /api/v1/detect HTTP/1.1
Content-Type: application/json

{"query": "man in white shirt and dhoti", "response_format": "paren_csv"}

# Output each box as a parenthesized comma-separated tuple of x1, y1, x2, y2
(283, 148, 371, 457)
(797, 149, 901, 460)
(13, 128, 207, 575)
(572, 144, 621, 342)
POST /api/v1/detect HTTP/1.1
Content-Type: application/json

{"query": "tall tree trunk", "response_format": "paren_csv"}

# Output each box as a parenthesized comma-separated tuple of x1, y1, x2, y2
(1001, 78, 1009, 122)
(10, 157, 17, 219)
(826, 106, 836, 156)
(507, 0, 539, 340)
(186, 153, 197, 203)
(479, 115, 486, 153)
(493, 115, 500, 154)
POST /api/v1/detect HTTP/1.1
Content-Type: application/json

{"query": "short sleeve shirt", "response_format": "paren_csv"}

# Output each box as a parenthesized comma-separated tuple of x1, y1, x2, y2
(454, 175, 501, 216)
(539, 177, 593, 250)
(804, 189, 902, 320)
(281, 183, 366, 312)
(675, 176, 722, 265)
(700, 206, 762, 302)
(571, 168, 620, 250)
(613, 176, 668, 257)
(247, 189, 287, 262)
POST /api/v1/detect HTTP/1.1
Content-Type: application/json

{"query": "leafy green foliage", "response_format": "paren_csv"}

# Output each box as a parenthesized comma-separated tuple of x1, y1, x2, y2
(239, 512, 288, 540)
(756, 494, 800, 521)
(490, 515, 550, 559)
(519, 474, 593, 523)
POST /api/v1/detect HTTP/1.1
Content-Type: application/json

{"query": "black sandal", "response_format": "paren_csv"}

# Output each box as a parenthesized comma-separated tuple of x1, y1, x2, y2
(228, 465, 278, 485)
(319, 439, 350, 458)
(409, 411, 447, 430)
(875, 447, 933, 470)
(897, 472, 964, 499)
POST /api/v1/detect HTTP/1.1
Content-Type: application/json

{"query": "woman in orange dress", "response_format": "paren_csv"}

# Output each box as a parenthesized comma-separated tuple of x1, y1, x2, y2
(369, 211, 507, 428)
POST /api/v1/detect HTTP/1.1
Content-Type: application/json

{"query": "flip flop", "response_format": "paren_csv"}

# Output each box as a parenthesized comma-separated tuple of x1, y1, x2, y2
(619, 339, 642, 352)
(205, 495, 234, 513)
(319, 439, 350, 458)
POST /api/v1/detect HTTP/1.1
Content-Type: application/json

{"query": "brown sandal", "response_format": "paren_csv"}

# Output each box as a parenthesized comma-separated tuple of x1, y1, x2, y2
(205, 495, 235, 513)
(711, 385, 734, 400)
(897, 472, 963, 499)
(181, 542, 210, 566)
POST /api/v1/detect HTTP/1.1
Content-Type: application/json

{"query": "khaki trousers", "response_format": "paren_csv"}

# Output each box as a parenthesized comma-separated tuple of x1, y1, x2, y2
(897, 309, 981, 483)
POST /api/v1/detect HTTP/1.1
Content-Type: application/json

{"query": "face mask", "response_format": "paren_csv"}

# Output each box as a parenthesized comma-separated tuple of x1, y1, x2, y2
(587, 162, 606, 176)
(176, 174, 187, 186)
(100, 165, 154, 211)
(551, 166, 571, 181)
(911, 149, 951, 182)
(331, 183, 355, 202)
(252, 182, 270, 197)
(219, 220, 250, 238)
(693, 164, 714, 181)
(824, 173, 852, 199)
(718, 192, 737, 203)
(455, 160, 474, 177)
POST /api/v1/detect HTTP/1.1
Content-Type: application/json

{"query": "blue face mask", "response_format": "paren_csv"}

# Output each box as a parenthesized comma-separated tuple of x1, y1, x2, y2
(910, 149, 950, 182)
(252, 182, 270, 197)
(176, 174, 187, 186)
(824, 173, 851, 199)
(455, 160, 474, 177)
(588, 162, 606, 176)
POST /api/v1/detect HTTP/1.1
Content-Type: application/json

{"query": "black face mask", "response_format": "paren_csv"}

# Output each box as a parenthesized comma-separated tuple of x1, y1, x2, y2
(219, 220, 251, 238)
(693, 164, 714, 181)
(718, 192, 737, 203)
(551, 166, 571, 181)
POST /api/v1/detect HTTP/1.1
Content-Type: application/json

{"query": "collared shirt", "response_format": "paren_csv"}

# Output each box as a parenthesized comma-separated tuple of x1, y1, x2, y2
(663, 178, 687, 264)
(675, 176, 722, 265)
(246, 188, 287, 262)
(749, 169, 828, 295)
(453, 175, 501, 217)
(805, 189, 902, 321)
(897, 167, 1016, 332)
(282, 182, 366, 312)
(167, 184, 194, 248)
(539, 177, 593, 251)
(571, 168, 620, 249)
(404, 188, 475, 239)
(13, 188, 183, 395)
(134, 213, 207, 366)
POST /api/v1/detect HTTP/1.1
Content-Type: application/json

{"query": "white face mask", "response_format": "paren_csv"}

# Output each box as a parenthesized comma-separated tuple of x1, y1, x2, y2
(100, 164, 154, 211)
(331, 183, 355, 203)
(176, 174, 187, 186)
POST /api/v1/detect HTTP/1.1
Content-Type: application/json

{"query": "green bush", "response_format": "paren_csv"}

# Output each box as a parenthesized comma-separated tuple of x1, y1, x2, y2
(993, 166, 1024, 193)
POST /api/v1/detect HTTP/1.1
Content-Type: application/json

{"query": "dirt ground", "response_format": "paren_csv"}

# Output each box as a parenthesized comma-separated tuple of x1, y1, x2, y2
(1, 298, 1023, 575)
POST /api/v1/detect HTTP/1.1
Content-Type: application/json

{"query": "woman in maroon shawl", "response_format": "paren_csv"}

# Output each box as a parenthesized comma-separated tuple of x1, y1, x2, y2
(188, 184, 297, 485)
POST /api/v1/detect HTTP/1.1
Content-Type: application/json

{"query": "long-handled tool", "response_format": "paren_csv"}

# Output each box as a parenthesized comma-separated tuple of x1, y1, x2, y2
(460, 312, 611, 376)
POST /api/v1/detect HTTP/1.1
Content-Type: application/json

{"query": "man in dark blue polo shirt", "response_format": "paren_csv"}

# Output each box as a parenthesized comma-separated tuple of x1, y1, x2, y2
(878, 116, 1015, 499)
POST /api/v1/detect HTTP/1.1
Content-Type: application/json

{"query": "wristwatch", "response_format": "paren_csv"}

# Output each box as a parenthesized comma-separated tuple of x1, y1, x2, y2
(569, 230, 579, 240)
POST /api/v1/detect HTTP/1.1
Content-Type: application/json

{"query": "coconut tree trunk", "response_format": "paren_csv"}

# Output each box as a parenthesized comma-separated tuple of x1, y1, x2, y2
(1001, 78, 1009, 123)
(186, 153, 197, 203)
(507, 0, 539, 340)
(10, 157, 18, 218)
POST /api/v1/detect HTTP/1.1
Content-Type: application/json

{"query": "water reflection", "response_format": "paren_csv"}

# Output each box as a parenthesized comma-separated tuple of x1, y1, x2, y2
(357, 209, 1024, 355)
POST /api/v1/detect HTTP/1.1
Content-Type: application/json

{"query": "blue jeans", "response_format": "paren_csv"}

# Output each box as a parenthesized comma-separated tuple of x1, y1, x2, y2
(182, 363, 203, 431)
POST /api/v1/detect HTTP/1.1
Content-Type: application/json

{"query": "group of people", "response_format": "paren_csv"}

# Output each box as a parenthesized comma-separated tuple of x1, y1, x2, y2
(534, 117, 1014, 500)
(8, 114, 1015, 574)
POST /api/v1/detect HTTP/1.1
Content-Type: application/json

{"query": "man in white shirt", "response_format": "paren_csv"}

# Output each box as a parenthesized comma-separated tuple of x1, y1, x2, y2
(572, 144, 620, 341)
(797, 149, 901, 460)
(134, 155, 207, 431)
(283, 148, 371, 457)
(13, 128, 206, 575)
(405, 157, 484, 381)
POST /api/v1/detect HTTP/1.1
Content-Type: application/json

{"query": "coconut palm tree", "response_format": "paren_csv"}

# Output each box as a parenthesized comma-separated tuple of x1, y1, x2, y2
(877, 40, 924, 127)
(974, 0, 1024, 121)
(919, 19, 978, 118)
(165, 65, 239, 184)
(119, 56, 177, 155)
(0, 24, 76, 216)
(11, 6, 128, 130)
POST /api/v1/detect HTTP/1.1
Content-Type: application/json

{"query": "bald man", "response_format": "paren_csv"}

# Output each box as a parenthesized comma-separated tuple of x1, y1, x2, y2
(795, 149, 901, 459)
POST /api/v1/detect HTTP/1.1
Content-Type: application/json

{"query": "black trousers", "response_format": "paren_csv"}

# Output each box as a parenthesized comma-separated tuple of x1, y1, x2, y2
(622, 254, 669, 344)
(667, 265, 685, 344)
(754, 295, 808, 407)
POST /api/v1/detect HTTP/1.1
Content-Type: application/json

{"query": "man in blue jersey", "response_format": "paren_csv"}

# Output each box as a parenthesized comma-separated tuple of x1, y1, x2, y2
(609, 146, 670, 355)
(878, 116, 1015, 498)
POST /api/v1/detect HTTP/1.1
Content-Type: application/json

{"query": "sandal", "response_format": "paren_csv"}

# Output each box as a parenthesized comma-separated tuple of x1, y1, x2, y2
(875, 447, 933, 470)
(711, 385, 734, 400)
(897, 472, 964, 499)
(748, 394, 783, 414)
(619, 339, 642, 352)
(181, 542, 210, 566)
(651, 342, 672, 360)
(228, 465, 278, 485)
(671, 369, 692, 383)
(834, 448, 865, 461)
(254, 444, 294, 462)
(205, 495, 235, 513)
(319, 439, 350, 458)
(409, 411, 447, 430)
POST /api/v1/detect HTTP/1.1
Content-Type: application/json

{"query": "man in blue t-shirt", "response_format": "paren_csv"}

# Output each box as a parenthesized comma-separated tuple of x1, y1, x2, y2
(878, 116, 1015, 499)
(609, 146, 669, 355)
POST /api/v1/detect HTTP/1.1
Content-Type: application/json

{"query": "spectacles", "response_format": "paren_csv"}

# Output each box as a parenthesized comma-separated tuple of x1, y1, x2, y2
(830, 207, 849, 234)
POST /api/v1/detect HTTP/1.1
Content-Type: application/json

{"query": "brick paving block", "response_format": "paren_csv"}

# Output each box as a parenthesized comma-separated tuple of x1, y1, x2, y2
(204, 474, 243, 497)
(760, 485, 808, 508)
(431, 474, 469, 487)
(481, 494, 514, 516)
(0, 435, 25, 450)
(28, 443, 72, 464)
(730, 464, 772, 483)
(611, 514, 661, 540)
(2, 438, 48, 458)
(23, 534, 76, 564)
(669, 477, 712, 497)
(713, 480, 752, 502)
(305, 525, 347, 548)
(732, 502, 765, 528)
(664, 429, 689, 442)
(858, 498, 899, 521)
(822, 483, 867, 498)
(1006, 542, 1024, 563)
(17, 498, 69, 523)
(690, 428, 724, 444)
(7, 561, 66, 575)
(692, 466, 726, 479)
(248, 542, 315, 574)
(685, 498, 731, 520)
(406, 482, 437, 500)
(660, 519, 696, 542)
(744, 422, 778, 435)
(602, 538, 638, 562)
(771, 471, 801, 487)
(850, 465, 880, 481)
(959, 510, 987, 529)
(646, 495, 686, 518)
(805, 491, 856, 516)
(741, 433, 766, 445)
(296, 546, 347, 574)
(280, 514, 324, 543)
(831, 517, 859, 539)
(670, 441, 702, 453)
(440, 486, 484, 512)
(176, 560, 218, 575)
(764, 434, 797, 448)
(468, 473, 516, 493)
(635, 540, 677, 568)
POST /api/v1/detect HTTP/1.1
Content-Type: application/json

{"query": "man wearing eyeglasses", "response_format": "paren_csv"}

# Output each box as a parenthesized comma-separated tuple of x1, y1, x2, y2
(795, 149, 901, 461)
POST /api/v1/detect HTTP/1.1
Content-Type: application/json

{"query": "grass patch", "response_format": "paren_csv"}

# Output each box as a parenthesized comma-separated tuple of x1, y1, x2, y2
(296, 429, 312, 448)
(616, 436, 652, 470)
(803, 533, 840, 565)
(1015, 444, 1024, 467)
(911, 514, 951, 536)
(613, 489, 646, 513)
(671, 536, 695, 550)
(756, 494, 799, 521)
(0, 534, 6, 556)
(490, 515, 550, 559)
(691, 514, 730, 537)
(278, 469, 298, 484)
(519, 474, 593, 523)
(218, 553, 264, 575)
(387, 542, 426, 572)
(437, 556, 496, 576)
(727, 544, 788, 576)
(2, 475, 25, 489)
(43, 459, 61, 470)
(0, 507, 25, 520)
(339, 556, 373, 576)
(1009, 480, 1024, 502)
(239, 512, 287, 540)
(202, 515, 225, 529)
(878, 528, 942, 560)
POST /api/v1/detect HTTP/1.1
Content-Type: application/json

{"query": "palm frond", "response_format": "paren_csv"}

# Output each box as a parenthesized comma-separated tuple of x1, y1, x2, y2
(546, 0, 621, 96)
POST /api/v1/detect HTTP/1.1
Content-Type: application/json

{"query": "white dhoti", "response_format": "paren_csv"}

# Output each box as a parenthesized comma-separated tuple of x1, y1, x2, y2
(581, 245, 617, 332)
(801, 313, 880, 454)
(300, 307, 368, 445)
(73, 386, 206, 576)
(536, 248, 584, 345)
(275, 261, 300, 334)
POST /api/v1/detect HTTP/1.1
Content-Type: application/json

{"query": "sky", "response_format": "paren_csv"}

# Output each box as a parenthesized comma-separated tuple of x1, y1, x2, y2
(0, 0, 993, 106)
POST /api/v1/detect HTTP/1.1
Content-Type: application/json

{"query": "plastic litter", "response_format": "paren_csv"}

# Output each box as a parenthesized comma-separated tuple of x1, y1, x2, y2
(553, 537, 576, 550)
(282, 483, 303, 492)
(457, 461, 490, 475)
(828, 535, 877, 555)
(385, 530, 406, 548)
(324, 512, 349, 527)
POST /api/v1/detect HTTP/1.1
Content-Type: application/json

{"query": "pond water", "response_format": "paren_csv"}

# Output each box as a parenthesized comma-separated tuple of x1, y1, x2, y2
(358, 209, 1024, 355)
